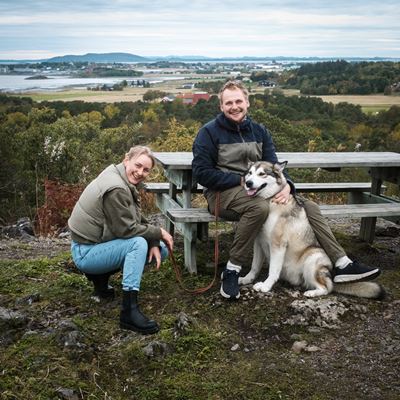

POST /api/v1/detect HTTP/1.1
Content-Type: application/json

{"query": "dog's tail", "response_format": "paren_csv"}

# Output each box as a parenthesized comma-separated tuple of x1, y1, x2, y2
(333, 282, 385, 300)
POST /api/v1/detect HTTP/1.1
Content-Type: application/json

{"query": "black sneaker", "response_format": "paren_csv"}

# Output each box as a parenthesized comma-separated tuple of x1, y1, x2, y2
(333, 261, 381, 283)
(220, 269, 240, 299)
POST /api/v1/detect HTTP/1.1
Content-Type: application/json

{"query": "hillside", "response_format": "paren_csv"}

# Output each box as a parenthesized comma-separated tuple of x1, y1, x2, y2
(0, 215, 399, 399)
(46, 52, 149, 63)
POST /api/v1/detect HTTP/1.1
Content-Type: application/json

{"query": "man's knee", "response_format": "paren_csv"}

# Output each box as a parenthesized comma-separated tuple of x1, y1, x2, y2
(251, 201, 269, 220)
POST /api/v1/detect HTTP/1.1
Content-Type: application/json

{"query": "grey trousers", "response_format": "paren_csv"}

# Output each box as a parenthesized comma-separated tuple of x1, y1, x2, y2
(206, 186, 346, 267)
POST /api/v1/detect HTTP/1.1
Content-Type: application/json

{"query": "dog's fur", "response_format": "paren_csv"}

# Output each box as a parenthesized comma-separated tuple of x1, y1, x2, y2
(238, 161, 384, 299)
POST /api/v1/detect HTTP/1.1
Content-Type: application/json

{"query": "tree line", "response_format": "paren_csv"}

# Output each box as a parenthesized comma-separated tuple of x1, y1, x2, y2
(0, 92, 399, 223)
(282, 60, 400, 95)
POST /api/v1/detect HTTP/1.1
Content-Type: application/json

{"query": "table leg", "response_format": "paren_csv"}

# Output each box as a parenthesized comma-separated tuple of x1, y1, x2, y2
(166, 184, 177, 235)
(359, 170, 383, 243)
(180, 222, 198, 274)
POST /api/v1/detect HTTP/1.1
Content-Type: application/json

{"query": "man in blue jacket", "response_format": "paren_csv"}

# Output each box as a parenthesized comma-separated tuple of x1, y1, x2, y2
(192, 80, 380, 300)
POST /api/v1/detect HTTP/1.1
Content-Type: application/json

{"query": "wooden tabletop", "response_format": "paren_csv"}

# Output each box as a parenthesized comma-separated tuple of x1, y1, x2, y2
(154, 151, 400, 170)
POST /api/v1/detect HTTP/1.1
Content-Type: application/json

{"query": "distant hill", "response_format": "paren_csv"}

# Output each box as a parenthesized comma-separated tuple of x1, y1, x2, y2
(46, 52, 149, 63)
(1, 53, 399, 64)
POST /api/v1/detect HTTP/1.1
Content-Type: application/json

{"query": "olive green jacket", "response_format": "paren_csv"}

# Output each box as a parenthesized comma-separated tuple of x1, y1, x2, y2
(68, 163, 161, 245)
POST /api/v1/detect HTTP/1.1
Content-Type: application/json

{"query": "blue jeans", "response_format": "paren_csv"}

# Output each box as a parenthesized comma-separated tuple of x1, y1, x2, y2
(71, 237, 168, 291)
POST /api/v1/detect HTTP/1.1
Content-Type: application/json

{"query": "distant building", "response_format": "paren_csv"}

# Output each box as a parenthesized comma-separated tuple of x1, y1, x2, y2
(257, 80, 276, 88)
(181, 83, 195, 89)
(161, 95, 176, 102)
(176, 92, 210, 105)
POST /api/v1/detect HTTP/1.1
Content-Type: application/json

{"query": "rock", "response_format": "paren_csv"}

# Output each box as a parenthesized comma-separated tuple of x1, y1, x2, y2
(58, 231, 71, 239)
(231, 343, 240, 351)
(173, 312, 196, 338)
(305, 345, 321, 352)
(290, 333, 303, 340)
(63, 331, 84, 349)
(56, 388, 79, 400)
(292, 340, 308, 353)
(0, 306, 29, 330)
(0, 306, 29, 345)
(0, 217, 35, 239)
(284, 298, 348, 328)
(142, 341, 171, 357)
(55, 319, 85, 349)
(16, 293, 41, 306)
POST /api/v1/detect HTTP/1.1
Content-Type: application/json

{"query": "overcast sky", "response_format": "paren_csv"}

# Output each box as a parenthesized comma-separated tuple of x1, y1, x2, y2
(1, 0, 399, 60)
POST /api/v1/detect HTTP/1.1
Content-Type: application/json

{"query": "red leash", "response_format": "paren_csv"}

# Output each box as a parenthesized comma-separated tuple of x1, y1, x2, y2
(168, 192, 221, 294)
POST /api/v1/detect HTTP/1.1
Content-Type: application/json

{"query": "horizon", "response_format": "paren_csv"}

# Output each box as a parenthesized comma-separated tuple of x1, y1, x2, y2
(1, 1, 399, 60)
(1, 52, 399, 63)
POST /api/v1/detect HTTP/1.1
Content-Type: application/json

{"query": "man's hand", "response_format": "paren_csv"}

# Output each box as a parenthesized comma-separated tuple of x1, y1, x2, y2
(273, 183, 291, 204)
(160, 227, 174, 251)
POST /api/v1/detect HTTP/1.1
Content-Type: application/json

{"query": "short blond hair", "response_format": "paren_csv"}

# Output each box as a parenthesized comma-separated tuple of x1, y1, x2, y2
(218, 80, 249, 104)
(125, 145, 156, 168)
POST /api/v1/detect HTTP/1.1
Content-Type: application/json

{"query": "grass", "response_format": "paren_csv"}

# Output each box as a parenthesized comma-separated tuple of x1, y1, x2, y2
(0, 229, 399, 399)
(361, 105, 392, 114)
(15, 91, 104, 102)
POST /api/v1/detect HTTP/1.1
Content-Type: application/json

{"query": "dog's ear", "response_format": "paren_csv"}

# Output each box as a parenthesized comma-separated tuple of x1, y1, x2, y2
(274, 161, 288, 172)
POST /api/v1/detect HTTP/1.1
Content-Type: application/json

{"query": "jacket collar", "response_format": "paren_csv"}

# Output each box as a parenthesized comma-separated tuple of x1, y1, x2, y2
(115, 162, 144, 194)
(216, 112, 252, 133)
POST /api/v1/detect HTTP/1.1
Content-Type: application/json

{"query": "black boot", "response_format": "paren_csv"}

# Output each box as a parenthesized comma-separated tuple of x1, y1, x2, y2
(85, 270, 118, 299)
(120, 290, 159, 334)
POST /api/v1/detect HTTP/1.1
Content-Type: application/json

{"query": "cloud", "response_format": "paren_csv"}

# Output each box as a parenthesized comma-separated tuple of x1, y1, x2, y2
(0, 0, 399, 59)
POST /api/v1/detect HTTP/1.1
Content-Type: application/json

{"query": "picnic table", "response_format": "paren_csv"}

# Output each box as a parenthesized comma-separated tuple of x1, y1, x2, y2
(150, 152, 400, 273)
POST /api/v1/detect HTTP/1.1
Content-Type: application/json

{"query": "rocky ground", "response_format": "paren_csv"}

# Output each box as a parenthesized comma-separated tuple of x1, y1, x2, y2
(0, 216, 399, 399)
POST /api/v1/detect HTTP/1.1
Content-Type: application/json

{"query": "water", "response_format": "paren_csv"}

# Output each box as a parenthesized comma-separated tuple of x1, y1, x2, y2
(0, 75, 185, 92)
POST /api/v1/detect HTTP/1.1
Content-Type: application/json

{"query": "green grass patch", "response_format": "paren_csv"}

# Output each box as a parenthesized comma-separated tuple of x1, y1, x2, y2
(9, 91, 102, 102)
(361, 105, 391, 114)
(0, 235, 399, 399)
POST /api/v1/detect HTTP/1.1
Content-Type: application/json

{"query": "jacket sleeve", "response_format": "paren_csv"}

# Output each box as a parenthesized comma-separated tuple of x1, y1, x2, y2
(192, 127, 242, 190)
(103, 189, 162, 244)
(262, 126, 296, 194)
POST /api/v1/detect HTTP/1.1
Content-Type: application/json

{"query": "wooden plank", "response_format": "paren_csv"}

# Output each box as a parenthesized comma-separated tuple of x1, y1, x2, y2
(167, 208, 217, 223)
(319, 203, 400, 220)
(167, 203, 400, 223)
(154, 152, 400, 169)
(146, 182, 377, 193)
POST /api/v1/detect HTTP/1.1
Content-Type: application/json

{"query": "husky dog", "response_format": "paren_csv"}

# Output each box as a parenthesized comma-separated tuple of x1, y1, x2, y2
(239, 161, 384, 299)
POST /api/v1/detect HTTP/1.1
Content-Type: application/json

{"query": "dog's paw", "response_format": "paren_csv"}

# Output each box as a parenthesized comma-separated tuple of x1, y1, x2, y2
(239, 275, 254, 285)
(304, 289, 328, 297)
(253, 282, 272, 293)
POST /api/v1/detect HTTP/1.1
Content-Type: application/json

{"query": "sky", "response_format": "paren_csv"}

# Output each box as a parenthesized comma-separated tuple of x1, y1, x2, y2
(1, 0, 399, 60)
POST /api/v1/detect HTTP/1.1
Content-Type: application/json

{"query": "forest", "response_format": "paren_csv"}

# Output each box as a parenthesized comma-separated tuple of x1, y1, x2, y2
(1, 91, 400, 227)
(282, 60, 400, 95)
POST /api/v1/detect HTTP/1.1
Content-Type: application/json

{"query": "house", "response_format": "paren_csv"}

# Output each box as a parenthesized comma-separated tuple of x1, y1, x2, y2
(161, 95, 176, 102)
(257, 80, 276, 88)
(181, 83, 195, 89)
(175, 92, 210, 105)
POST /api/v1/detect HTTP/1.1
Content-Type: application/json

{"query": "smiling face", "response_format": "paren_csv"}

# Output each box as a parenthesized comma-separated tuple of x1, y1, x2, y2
(220, 87, 250, 124)
(123, 154, 153, 185)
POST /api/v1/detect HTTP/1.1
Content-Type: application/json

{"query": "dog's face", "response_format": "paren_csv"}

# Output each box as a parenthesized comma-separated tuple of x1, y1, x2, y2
(244, 161, 287, 199)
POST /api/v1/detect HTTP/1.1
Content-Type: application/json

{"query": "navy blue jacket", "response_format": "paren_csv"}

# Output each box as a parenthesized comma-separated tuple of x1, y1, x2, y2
(192, 113, 290, 191)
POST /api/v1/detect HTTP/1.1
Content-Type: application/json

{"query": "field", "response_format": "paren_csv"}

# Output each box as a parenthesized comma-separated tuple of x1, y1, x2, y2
(308, 93, 400, 113)
(10, 82, 400, 113)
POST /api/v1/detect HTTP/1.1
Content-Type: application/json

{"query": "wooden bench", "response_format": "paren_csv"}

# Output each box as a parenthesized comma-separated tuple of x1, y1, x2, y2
(145, 182, 378, 194)
(166, 202, 400, 273)
(167, 203, 400, 223)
